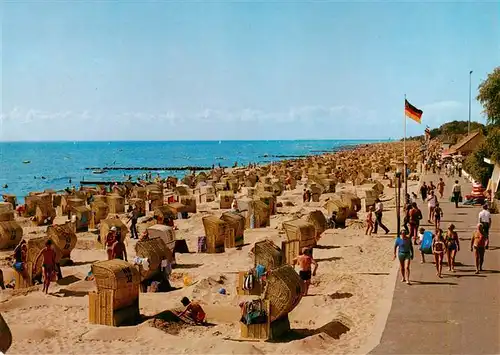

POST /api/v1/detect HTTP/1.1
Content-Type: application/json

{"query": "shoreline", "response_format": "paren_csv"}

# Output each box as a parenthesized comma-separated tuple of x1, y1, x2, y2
(1, 140, 372, 203)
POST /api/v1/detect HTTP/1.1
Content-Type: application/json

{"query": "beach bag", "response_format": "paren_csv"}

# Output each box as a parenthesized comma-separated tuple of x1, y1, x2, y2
(243, 271, 254, 291)
(420, 231, 433, 254)
(241, 300, 267, 325)
(255, 264, 266, 279)
(13, 262, 24, 272)
(197, 236, 207, 253)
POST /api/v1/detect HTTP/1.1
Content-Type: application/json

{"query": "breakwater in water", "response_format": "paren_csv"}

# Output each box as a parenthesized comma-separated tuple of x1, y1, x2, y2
(0, 139, 384, 200)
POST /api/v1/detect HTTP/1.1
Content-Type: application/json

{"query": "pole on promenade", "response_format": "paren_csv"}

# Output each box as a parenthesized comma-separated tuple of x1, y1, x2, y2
(396, 171, 401, 237)
(404, 95, 408, 206)
(468, 70, 473, 135)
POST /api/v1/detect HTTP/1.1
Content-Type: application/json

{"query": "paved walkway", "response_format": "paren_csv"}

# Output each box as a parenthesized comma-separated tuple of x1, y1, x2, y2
(370, 173, 500, 355)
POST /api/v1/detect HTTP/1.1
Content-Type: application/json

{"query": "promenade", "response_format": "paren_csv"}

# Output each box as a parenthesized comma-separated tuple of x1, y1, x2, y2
(370, 173, 500, 355)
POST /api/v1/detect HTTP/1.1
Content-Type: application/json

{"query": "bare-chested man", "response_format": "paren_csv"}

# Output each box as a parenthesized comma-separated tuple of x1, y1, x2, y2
(111, 238, 128, 261)
(37, 240, 57, 294)
(293, 247, 318, 296)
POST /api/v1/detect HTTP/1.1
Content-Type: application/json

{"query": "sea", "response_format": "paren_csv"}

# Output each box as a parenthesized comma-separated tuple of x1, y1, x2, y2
(0, 140, 385, 202)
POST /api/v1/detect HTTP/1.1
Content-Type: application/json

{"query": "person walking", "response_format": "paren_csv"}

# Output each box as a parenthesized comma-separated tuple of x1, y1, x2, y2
(427, 190, 438, 223)
(420, 182, 429, 203)
(432, 229, 446, 278)
(478, 204, 492, 240)
(437, 178, 446, 199)
(127, 206, 139, 239)
(366, 206, 374, 236)
(445, 224, 460, 272)
(393, 229, 413, 285)
(471, 224, 488, 274)
(373, 198, 390, 234)
(35, 240, 57, 294)
(409, 203, 422, 244)
(433, 203, 443, 230)
(452, 180, 462, 208)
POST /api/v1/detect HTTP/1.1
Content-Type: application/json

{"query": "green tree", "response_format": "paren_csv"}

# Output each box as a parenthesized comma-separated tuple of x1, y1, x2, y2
(477, 67, 500, 125)
(463, 127, 500, 185)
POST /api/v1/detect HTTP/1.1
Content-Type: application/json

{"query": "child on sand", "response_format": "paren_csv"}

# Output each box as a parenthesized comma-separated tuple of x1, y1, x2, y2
(432, 229, 446, 278)
(178, 297, 206, 324)
(365, 206, 374, 235)
(293, 247, 318, 296)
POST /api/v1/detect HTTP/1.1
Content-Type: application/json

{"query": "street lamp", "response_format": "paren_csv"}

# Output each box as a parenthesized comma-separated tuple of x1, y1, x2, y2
(468, 70, 473, 135)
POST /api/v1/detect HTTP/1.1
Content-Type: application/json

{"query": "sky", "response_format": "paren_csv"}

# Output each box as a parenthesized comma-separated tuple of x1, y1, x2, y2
(1, 1, 499, 141)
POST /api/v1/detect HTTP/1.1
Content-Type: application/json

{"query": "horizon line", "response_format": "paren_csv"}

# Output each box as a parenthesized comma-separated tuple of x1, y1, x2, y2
(0, 138, 395, 143)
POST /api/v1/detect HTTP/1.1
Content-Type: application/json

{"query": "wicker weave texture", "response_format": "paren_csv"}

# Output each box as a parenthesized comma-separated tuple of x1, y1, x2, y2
(0, 221, 22, 250)
(253, 240, 283, 270)
(134, 237, 174, 280)
(220, 212, 245, 245)
(263, 265, 304, 322)
(47, 222, 77, 258)
(91, 260, 140, 310)
(202, 215, 227, 253)
(307, 211, 327, 238)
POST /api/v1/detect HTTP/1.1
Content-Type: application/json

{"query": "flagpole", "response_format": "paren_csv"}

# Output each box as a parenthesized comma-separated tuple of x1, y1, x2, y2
(403, 94, 408, 205)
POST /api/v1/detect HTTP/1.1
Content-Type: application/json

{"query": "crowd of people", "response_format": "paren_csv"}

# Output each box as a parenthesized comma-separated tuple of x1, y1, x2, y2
(394, 169, 494, 285)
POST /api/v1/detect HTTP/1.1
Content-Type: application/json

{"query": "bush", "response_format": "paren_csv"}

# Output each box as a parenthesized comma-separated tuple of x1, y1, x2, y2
(463, 127, 500, 186)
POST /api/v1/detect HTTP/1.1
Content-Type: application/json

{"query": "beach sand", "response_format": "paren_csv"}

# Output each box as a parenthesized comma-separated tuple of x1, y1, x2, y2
(0, 142, 419, 355)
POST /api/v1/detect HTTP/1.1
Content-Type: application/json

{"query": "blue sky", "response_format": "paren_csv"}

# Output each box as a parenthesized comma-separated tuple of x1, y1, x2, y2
(1, 1, 499, 141)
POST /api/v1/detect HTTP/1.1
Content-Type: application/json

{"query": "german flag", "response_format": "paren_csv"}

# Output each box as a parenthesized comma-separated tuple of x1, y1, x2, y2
(405, 99, 423, 124)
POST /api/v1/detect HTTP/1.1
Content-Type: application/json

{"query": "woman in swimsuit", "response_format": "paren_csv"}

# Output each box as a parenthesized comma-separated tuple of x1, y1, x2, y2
(432, 229, 446, 278)
(393, 229, 414, 285)
(445, 224, 460, 272)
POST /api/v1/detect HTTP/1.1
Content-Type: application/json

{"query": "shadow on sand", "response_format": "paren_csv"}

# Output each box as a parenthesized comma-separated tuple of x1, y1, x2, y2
(315, 245, 341, 250)
(316, 256, 342, 263)
(271, 319, 351, 343)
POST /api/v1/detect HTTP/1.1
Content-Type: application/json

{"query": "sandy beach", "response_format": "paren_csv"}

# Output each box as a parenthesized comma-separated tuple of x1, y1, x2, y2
(0, 141, 420, 355)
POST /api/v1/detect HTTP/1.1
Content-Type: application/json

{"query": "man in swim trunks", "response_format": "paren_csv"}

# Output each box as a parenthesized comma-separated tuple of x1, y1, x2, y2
(179, 297, 206, 324)
(471, 224, 487, 274)
(293, 247, 318, 296)
(39, 240, 57, 294)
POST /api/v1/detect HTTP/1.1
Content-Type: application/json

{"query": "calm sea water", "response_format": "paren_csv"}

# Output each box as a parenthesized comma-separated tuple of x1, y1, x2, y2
(0, 140, 383, 202)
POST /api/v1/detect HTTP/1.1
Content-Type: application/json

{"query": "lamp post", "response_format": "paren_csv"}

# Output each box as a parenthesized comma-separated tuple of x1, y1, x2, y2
(468, 70, 473, 135)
